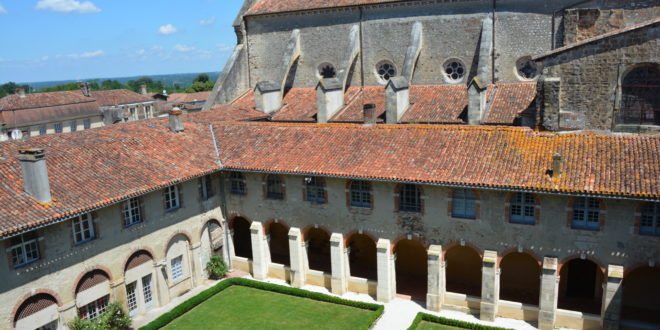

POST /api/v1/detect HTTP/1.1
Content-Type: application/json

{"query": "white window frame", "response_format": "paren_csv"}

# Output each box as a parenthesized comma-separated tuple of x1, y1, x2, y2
(9, 232, 40, 267)
(79, 295, 108, 320)
(572, 197, 601, 230)
(72, 213, 95, 244)
(142, 274, 153, 310)
(126, 281, 138, 315)
(171, 255, 184, 282)
(200, 175, 214, 200)
(122, 198, 142, 227)
(510, 192, 536, 224)
(640, 202, 660, 236)
(164, 185, 180, 211)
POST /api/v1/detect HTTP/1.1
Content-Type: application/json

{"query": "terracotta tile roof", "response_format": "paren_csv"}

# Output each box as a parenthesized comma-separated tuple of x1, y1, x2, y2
(246, 0, 403, 16)
(401, 85, 467, 124)
(0, 91, 100, 126)
(532, 16, 660, 60)
(0, 91, 94, 111)
(482, 82, 537, 124)
(331, 86, 386, 122)
(92, 89, 153, 107)
(167, 91, 211, 104)
(200, 104, 270, 122)
(231, 88, 319, 122)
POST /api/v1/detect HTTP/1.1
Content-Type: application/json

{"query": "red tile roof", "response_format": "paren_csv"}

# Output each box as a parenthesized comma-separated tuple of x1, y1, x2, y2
(331, 86, 386, 122)
(401, 85, 466, 124)
(167, 91, 211, 104)
(0, 91, 94, 111)
(482, 82, 536, 124)
(0, 91, 100, 126)
(246, 0, 403, 16)
(1, 116, 658, 237)
(91, 89, 153, 107)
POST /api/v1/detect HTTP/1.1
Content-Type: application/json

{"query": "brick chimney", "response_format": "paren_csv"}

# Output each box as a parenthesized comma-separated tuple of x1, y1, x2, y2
(169, 108, 184, 133)
(15, 88, 26, 98)
(316, 78, 344, 123)
(385, 77, 410, 124)
(139, 84, 148, 95)
(18, 148, 52, 204)
(363, 103, 376, 126)
(254, 81, 282, 114)
(79, 82, 91, 97)
(552, 153, 562, 178)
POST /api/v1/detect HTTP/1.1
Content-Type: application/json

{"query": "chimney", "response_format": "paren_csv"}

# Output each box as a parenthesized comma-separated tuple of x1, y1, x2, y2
(139, 84, 148, 95)
(363, 103, 376, 126)
(552, 153, 562, 178)
(18, 148, 52, 204)
(316, 78, 344, 123)
(15, 88, 26, 98)
(467, 77, 486, 125)
(385, 76, 410, 124)
(169, 108, 184, 133)
(254, 81, 282, 114)
(79, 82, 91, 97)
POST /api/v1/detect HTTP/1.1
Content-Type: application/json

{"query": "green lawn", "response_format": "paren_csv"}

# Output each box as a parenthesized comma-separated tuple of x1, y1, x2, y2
(415, 320, 464, 330)
(164, 285, 376, 329)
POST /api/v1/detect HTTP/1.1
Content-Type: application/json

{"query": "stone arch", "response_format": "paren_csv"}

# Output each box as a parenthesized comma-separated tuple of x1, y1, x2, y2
(343, 229, 378, 248)
(200, 219, 224, 269)
(301, 224, 333, 241)
(72, 267, 113, 297)
(499, 252, 541, 305)
(393, 238, 428, 301)
(444, 244, 482, 297)
(199, 218, 223, 239)
(442, 241, 483, 259)
(621, 265, 660, 324)
(73, 268, 112, 320)
(121, 247, 157, 272)
(266, 220, 290, 266)
(618, 63, 660, 127)
(391, 234, 428, 254)
(345, 231, 378, 281)
(165, 233, 192, 282)
(303, 226, 332, 273)
(12, 292, 60, 330)
(227, 213, 252, 229)
(162, 230, 194, 256)
(558, 256, 605, 315)
(124, 250, 154, 273)
(232, 216, 253, 259)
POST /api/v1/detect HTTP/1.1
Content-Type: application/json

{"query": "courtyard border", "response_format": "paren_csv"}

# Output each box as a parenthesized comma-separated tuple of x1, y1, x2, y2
(406, 312, 512, 330)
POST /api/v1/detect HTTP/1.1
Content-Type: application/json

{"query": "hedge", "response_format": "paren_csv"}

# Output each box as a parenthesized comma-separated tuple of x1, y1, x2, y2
(407, 312, 511, 330)
(139, 277, 384, 330)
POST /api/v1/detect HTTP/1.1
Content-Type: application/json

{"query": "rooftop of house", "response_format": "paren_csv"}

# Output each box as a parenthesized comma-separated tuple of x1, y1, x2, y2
(91, 89, 154, 107)
(167, 91, 212, 104)
(245, 0, 404, 16)
(0, 105, 657, 238)
(0, 91, 100, 126)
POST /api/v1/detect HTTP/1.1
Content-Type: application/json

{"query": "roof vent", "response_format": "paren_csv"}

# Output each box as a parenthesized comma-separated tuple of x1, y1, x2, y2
(15, 88, 26, 98)
(169, 108, 184, 133)
(552, 153, 562, 178)
(18, 148, 52, 204)
(363, 104, 376, 127)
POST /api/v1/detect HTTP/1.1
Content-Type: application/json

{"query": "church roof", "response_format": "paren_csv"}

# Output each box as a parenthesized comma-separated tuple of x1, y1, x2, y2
(245, 0, 403, 16)
(0, 110, 657, 237)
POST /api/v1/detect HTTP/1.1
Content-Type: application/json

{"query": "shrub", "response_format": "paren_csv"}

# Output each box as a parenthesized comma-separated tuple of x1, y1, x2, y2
(68, 302, 131, 330)
(205, 255, 229, 279)
(407, 312, 511, 330)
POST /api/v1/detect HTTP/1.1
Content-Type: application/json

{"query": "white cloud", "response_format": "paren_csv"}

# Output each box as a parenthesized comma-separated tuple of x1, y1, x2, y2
(41, 56, 49, 61)
(79, 50, 104, 58)
(158, 24, 177, 35)
(174, 44, 195, 52)
(0, 4, 7, 14)
(199, 16, 216, 25)
(216, 43, 234, 52)
(136, 49, 145, 55)
(35, 0, 100, 14)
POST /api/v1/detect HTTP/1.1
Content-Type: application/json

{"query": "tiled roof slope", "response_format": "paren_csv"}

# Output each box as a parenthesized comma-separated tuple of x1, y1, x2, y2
(482, 82, 537, 124)
(0, 91, 100, 126)
(0, 91, 95, 111)
(246, 0, 403, 16)
(167, 91, 211, 104)
(91, 89, 153, 106)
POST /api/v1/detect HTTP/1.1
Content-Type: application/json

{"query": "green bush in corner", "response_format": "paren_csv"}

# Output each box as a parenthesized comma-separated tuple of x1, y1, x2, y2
(68, 302, 132, 330)
(407, 312, 511, 330)
(205, 255, 229, 279)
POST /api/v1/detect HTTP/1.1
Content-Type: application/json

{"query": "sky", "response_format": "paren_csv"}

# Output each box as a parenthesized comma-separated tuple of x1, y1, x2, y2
(0, 0, 245, 83)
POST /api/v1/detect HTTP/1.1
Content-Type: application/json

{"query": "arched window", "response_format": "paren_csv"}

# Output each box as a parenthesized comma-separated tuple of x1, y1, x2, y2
(571, 197, 601, 230)
(452, 189, 476, 219)
(640, 202, 660, 236)
(229, 172, 246, 195)
(619, 64, 660, 126)
(305, 177, 326, 204)
(265, 175, 284, 200)
(399, 184, 421, 213)
(509, 192, 536, 224)
(349, 181, 371, 208)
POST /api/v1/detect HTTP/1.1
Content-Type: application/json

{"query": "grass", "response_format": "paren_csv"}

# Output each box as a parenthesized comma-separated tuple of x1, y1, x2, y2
(415, 320, 465, 330)
(163, 285, 376, 329)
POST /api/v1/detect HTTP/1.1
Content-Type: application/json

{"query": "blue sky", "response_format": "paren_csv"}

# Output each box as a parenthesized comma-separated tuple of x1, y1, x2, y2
(0, 0, 244, 83)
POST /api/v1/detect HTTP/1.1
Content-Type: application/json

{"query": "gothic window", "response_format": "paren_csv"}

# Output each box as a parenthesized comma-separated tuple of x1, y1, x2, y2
(509, 192, 536, 224)
(640, 202, 660, 236)
(230, 172, 246, 195)
(305, 177, 326, 204)
(376, 60, 396, 82)
(571, 197, 601, 230)
(399, 184, 421, 213)
(619, 64, 660, 126)
(349, 180, 371, 208)
(452, 189, 476, 219)
(266, 175, 284, 200)
(444, 59, 466, 82)
(318, 63, 336, 79)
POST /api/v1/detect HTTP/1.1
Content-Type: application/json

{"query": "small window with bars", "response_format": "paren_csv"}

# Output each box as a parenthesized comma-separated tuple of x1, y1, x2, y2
(164, 185, 180, 211)
(452, 189, 476, 219)
(54, 123, 63, 133)
(640, 202, 660, 236)
(171, 255, 184, 282)
(571, 197, 601, 230)
(306, 177, 326, 204)
(79, 295, 108, 320)
(126, 281, 138, 313)
(266, 175, 284, 200)
(199, 175, 214, 200)
(230, 172, 246, 195)
(83, 119, 91, 129)
(510, 192, 536, 224)
(349, 181, 371, 208)
(70, 120, 77, 132)
(72, 213, 95, 244)
(399, 184, 421, 213)
(9, 231, 40, 267)
(122, 198, 142, 227)
(39, 125, 47, 136)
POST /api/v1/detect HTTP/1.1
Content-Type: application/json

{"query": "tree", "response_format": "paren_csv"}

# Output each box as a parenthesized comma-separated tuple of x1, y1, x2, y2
(0, 82, 30, 97)
(185, 80, 214, 93)
(193, 73, 210, 83)
(67, 302, 131, 330)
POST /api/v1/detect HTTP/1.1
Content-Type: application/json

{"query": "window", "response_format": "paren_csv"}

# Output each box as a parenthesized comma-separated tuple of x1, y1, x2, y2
(79, 295, 108, 320)
(509, 192, 536, 224)
(200, 175, 214, 200)
(266, 175, 284, 200)
(572, 197, 601, 230)
(399, 184, 421, 213)
(516, 57, 538, 80)
(230, 172, 246, 195)
(318, 62, 337, 79)
(164, 185, 180, 211)
(444, 59, 466, 82)
(305, 177, 326, 204)
(70, 120, 77, 132)
(9, 232, 40, 267)
(376, 60, 397, 82)
(171, 255, 183, 281)
(39, 125, 47, 136)
(145, 106, 152, 117)
(142, 275, 153, 309)
(452, 189, 476, 219)
(122, 198, 142, 227)
(640, 202, 660, 236)
(619, 65, 660, 126)
(72, 213, 95, 244)
(54, 123, 63, 133)
(126, 281, 138, 313)
(349, 181, 371, 208)
(83, 119, 91, 129)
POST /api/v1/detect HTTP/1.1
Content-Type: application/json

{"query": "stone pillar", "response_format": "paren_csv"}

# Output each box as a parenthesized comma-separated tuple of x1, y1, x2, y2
(601, 265, 624, 330)
(222, 223, 232, 268)
(330, 233, 348, 295)
(250, 221, 268, 280)
(427, 245, 445, 312)
(538, 257, 559, 330)
(376, 239, 395, 302)
(154, 262, 170, 306)
(111, 280, 126, 304)
(288, 227, 306, 288)
(480, 250, 499, 321)
(58, 301, 77, 329)
(190, 242, 202, 285)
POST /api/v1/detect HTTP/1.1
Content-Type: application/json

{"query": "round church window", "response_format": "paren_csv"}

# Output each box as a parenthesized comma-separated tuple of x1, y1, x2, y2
(516, 57, 538, 80)
(318, 62, 337, 79)
(376, 60, 397, 82)
(444, 59, 466, 82)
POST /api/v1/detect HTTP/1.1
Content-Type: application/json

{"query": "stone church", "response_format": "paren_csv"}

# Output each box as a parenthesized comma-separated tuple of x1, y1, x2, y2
(0, 1, 658, 330)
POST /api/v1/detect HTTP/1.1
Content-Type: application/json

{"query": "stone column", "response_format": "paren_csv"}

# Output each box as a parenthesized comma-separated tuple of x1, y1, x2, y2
(376, 239, 395, 302)
(250, 221, 268, 280)
(601, 265, 624, 330)
(154, 262, 171, 306)
(538, 257, 559, 330)
(288, 227, 306, 288)
(58, 301, 77, 329)
(480, 250, 499, 321)
(427, 245, 445, 312)
(111, 280, 126, 303)
(330, 233, 348, 295)
(190, 242, 202, 285)
(222, 222, 232, 268)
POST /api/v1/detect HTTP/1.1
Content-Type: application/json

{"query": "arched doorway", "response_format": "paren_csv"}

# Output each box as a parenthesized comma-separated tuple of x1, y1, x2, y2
(200, 220, 224, 269)
(619, 64, 660, 126)
(347, 233, 377, 280)
(268, 222, 290, 266)
(558, 258, 604, 314)
(499, 252, 540, 305)
(14, 293, 59, 330)
(232, 217, 252, 259)
(621, 266, 660, 325)
(124, 250, 155, 316)
(165, 234, 192, 290)
(75, 269, 111, 320)
(306, 227, 331, 273)
(445, 245, 481, 297)
(394, 239, 427, 301)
